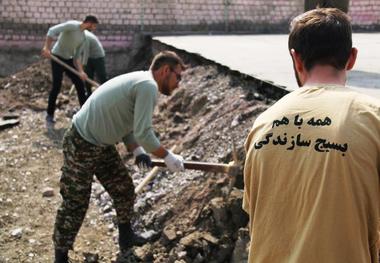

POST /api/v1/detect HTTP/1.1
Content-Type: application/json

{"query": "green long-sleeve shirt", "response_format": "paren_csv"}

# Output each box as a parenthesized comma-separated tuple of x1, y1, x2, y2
(81, 30, 105, 65)
(72, 70, 161, 152)
(47, 20, 85, 60)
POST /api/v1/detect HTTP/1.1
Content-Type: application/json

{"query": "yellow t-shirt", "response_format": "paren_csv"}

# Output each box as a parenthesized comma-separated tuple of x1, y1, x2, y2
(243, 85, 380, 263)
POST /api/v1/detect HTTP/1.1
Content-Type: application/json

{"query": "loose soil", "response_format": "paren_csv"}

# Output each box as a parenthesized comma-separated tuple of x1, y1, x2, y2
(0, 56, 272, 262)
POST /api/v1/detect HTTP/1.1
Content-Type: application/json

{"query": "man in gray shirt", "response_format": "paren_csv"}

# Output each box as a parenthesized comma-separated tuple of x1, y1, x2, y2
(53, 51, 186, 263)
(41, 15, 99, 125)
(82, 30, 107, 96)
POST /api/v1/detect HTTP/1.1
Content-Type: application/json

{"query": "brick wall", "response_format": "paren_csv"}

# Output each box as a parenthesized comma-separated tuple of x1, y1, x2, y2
(0, 0, 378, 76)
(0, 0, 305, 50)
(349, 0, 380, 29)
(0, 0, 379, 49)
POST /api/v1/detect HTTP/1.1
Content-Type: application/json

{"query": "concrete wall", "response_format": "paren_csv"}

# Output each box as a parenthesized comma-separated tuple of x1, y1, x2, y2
(0, 0, 379, 76)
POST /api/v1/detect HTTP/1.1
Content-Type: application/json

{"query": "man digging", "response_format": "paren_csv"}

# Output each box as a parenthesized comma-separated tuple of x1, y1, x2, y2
(53, 51, 186, 263)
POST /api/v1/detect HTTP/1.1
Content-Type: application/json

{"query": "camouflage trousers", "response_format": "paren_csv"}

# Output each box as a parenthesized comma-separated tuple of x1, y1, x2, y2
(53, 124, 136, 250)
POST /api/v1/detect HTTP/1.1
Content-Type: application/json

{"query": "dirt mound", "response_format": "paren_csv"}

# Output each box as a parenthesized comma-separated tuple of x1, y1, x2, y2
(0, 60, 73, 113)
(0, 53, 272, 262)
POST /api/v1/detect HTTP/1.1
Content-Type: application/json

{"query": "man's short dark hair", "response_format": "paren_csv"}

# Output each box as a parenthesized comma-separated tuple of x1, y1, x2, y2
(84, 15, 99, 24)
(288, 8, 352, 71)
(150, 51, 186, 71)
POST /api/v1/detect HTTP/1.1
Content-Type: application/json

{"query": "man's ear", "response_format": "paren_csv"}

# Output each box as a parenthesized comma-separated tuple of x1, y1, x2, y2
(346, 47, 357, 71)
(159, 64, 169, 77)
(158, 65, 167, 76)
(290, 49, 304, 74)
(290, 49, 306, 87)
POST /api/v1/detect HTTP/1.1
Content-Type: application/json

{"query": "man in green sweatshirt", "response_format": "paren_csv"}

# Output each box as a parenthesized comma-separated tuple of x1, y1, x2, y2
(82, 30, 107, 96)
(53, 51, 186, 263)
(41, 15, 99, 126)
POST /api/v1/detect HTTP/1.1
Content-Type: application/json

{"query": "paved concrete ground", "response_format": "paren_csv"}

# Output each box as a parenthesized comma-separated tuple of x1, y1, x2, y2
(155, 33, 380, 98)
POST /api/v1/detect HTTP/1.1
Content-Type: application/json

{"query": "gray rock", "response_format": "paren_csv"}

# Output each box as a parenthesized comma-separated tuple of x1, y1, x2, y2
(42, 187, 54, 197)
(210, 197, 228, 228)
(190, 95, 208, 115)
(134, 244, 153, 261)
(140, 229, 158, 240)
(163, 225, 177, 241)
(83, 252, 99, 263)
(231, 228, 250, 263)
(10, 228, 23, 238)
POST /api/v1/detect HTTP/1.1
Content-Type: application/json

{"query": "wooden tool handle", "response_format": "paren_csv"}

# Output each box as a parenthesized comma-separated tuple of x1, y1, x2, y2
(50, 55, 100, 87)
(135, 145, 179, 194)
(151, 160, 239, 174)
(134, 167, 160, 194)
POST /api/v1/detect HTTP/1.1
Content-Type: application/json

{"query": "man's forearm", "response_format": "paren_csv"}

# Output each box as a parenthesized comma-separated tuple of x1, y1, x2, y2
(74, 59, 84, 72)
(126, 143, 139, 152)
(151, 146, 168, 159)
(41, 37, 54, 58)
(128, 143, 167, 159)
(43, 36, 53, 51)
(74, 59, 88, 80)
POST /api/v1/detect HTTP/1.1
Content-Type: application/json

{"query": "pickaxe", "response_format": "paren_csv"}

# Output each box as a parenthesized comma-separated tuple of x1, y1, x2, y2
(135, 144, 240, 194)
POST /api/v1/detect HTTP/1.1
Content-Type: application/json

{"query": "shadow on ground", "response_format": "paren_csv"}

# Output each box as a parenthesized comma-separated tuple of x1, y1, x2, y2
(45, 127, 67, 144)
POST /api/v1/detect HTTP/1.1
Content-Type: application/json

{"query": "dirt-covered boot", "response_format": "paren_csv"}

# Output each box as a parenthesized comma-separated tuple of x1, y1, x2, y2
(118, 223, 147, 251)
(54, 248, 69, 263)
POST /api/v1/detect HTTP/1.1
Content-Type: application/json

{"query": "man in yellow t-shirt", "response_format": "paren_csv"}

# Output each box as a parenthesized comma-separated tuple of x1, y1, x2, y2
(243, 8, 380, 263)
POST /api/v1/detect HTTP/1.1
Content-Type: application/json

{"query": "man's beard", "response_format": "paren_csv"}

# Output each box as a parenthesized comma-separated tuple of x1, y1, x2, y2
(161, 78, 171, 96)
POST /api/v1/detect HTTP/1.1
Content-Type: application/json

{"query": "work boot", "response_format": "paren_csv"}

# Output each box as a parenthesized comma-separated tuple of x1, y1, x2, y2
(118, 223, 147, 251)
(54, 248, 69, 263)
(45, 114, 56, 129)
(46, 114, 56, 123)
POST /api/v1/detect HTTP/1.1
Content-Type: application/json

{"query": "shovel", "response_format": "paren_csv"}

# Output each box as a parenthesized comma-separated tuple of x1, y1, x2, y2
(49, 55, 100, 93)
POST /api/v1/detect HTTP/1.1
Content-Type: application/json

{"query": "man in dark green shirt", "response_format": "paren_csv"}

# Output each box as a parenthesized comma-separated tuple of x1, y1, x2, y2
(54, 51, 186, 263)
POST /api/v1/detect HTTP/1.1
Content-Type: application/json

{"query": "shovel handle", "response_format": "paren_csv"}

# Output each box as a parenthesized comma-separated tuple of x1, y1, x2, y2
(50, 55, 100, 87)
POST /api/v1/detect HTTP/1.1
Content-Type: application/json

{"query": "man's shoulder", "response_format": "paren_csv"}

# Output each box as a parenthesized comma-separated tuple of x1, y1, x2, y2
(66, 20, 81, 25)
(350, 89, 380, 108)
(256, 91, 296, 117)
(113, 71, 156, 89)
(85, 30, 97, 39)
(131, 71, 156, 85)
(57, 20, 81, 29)
(331, 86, 380, 114)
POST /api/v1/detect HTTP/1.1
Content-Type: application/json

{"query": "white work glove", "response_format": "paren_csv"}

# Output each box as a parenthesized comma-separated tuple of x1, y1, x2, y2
(133, 146, 152, 169)
(133, 146, 145, 157)
(164, 151, 185, 173)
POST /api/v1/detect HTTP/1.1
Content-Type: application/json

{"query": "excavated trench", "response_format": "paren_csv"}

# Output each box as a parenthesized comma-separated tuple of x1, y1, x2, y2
(0, 36, 288, 263)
